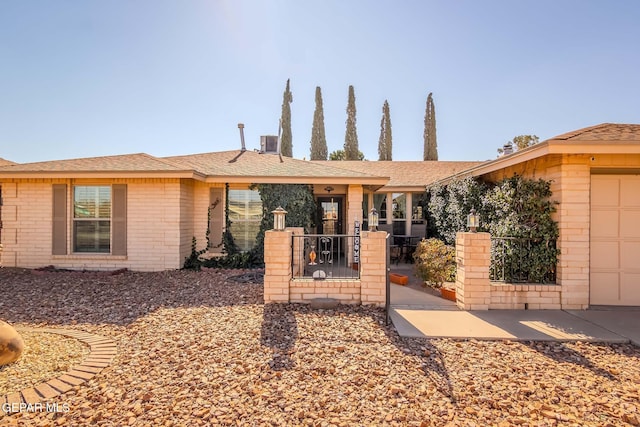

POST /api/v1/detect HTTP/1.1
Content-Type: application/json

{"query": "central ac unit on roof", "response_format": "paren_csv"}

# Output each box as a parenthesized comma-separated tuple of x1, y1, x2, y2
(260, 135, 279, 154)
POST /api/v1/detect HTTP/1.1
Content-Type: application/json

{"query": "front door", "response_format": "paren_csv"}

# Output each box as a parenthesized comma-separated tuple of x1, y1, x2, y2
(317, 196, 343, 235)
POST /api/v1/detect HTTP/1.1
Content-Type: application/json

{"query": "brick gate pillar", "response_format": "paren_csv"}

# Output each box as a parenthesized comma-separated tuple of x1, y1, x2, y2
(455, 232, 491, 310)
(359, 231, 387, 306)
(263, 229, 293, 303)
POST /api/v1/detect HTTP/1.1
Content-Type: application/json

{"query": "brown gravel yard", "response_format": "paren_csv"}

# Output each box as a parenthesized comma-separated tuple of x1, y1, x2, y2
(0, 268, 639, 426)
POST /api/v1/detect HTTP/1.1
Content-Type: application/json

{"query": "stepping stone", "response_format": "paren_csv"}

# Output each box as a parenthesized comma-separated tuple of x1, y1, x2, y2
(310, 298, 339, 309)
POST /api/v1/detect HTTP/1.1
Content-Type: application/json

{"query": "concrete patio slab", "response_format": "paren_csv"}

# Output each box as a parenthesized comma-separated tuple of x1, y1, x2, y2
(390, 308, 631, 342)
(566, 309, 640, 346)
(388, 266, 638, 343)
(390, 282, 458, 310)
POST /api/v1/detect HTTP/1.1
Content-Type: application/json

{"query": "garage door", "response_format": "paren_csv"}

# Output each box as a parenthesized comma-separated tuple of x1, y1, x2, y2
(590, 175, 640, 305)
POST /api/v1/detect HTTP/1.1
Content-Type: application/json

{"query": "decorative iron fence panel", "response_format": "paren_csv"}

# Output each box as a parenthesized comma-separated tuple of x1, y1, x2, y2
(292, 234, 359, 280)
(490, 237, 557, 284)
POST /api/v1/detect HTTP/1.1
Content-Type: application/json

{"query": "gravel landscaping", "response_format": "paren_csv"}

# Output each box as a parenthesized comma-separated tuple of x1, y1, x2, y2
(0, 330, 89, 396)
(0, 267, 639, 426)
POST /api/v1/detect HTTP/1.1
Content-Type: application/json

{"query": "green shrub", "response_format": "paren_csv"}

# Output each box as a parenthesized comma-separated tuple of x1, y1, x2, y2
(413, 238, 456, 288)
(425, 174, 560, 284)
(183, 237, 207, 270)
(249, 183, 316, 265)
(427, 177, 485, 245)
(201, 251, 262, 269)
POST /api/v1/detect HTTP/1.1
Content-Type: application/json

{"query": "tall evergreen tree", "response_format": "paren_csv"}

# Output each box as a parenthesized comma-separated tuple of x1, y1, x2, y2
(279, 79, 293, 157)
(343, 85, 360, 160)
(377, 100, 393, 160)
(423, 92, 438, 160)
(329, 149, 365, 161)
(309, 86, 328, 160)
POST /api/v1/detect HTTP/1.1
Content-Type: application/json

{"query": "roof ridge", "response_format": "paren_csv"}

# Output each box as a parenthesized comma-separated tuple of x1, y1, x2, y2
(550, 123, 614, 141)
(305, 160, 387, 178)
(139, 152, 192, 170)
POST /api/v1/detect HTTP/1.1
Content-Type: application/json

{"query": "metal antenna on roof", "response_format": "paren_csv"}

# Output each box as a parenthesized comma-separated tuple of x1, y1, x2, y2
(238, 123, 246, 152)
(276, 119, 284, 163)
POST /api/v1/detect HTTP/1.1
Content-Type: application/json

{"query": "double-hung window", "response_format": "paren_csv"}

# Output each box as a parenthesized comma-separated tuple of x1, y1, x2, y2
(52, 184, 126, 256)
(73, 186, 112, 253)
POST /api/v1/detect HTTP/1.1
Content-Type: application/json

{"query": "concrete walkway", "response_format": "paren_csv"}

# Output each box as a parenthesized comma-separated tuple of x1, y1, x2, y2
(388, 272, 640, 344)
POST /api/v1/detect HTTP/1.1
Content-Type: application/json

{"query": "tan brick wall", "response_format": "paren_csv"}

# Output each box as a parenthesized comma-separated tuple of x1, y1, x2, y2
(455, 232, 491, 310)
(192, 182, 225, 255)
(0, 178, 186, 272)
(264, 229, 293, 303)
(290, 280, 361, 304)
(124, 179, 184, 271)
(554, 160, 590, 308)
(263, 229, 386, 306)
(358, 231, 386, 306)
(1, 179, 60, 269)
(179, 179, 195, 264)
(490, 283, 562, 309)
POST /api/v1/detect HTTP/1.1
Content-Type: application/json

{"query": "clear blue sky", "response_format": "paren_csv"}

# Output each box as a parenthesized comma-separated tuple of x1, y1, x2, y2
(1, 1, 639, 163)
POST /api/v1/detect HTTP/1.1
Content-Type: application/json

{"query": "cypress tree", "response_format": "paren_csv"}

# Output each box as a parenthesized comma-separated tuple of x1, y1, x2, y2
(344, 85, 360, 160)
(377, 100, 393, 160)
(280, 79, 293, 157)
(423, 92, 438, 160)
(310, 86, 328, 160)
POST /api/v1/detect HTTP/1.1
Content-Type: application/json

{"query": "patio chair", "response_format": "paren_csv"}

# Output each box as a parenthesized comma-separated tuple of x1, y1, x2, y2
(378, 224, 400, 264)
(406, 223, 426, 262)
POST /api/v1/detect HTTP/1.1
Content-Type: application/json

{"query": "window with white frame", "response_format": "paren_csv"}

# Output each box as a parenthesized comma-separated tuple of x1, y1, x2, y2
(73, 186, 111, 253)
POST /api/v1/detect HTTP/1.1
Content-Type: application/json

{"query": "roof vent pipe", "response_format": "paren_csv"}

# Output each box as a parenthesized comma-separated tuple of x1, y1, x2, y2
(238, 123, 246, 152)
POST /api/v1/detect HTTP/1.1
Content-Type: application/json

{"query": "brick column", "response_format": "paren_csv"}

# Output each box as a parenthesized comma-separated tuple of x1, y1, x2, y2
(555, 163, 590, 309)
(455, 232, 491, 310)
(359, 231, 387, 306)
(263, 229, 293, 303)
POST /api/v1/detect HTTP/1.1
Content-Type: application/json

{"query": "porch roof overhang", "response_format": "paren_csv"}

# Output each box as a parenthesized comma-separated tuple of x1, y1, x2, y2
(207, 175, 389, 188)
(371, 185, 432, 193)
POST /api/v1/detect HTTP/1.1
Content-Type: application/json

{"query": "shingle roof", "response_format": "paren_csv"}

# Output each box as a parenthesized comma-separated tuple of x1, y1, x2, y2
(0, 150, 389, 184)
(312, 160, 484, 188)
(0, 153, 189, 173)
(165, 150, 385, 180)
(550, 123, 640, 142)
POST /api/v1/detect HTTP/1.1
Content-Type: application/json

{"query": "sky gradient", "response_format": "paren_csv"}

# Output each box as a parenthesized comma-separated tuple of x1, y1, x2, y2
(1, 1, 639, 163)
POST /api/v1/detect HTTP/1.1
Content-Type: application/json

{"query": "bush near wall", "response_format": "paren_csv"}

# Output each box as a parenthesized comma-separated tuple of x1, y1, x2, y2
(424, 175, 559, 283)
(426, 177, 485, 245)
(249, 183, 316, 266)
(412, 238, 456, 288)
